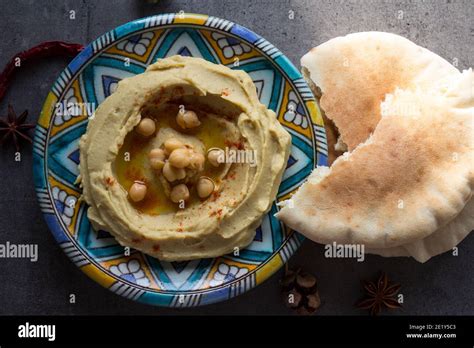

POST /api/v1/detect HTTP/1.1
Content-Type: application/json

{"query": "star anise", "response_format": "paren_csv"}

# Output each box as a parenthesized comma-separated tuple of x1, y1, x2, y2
(0, 104, 35, 151)
(355, 271, 402, 316)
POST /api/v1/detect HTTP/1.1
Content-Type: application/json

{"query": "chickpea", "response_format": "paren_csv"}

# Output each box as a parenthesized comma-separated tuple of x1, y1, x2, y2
(150, 158, 165, 171)
(207, 148, 225, 167)
(148, 148, 166, 170)
(164, 138, 185, 155)
(189, 151, 205, 171)
(163, 161, 186, 182)
(136, 118, 156, 137)
(176, 110, 201, 129)
(168, 148, 191, 168)
(170, 184, 190, 203)
(149, 148, 166, 161)
(197, 177, 215, 199)
(129, 181, 147, 202)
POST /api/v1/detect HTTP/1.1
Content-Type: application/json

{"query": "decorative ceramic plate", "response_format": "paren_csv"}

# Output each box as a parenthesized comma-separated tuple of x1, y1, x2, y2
(33, 13, 328, 307)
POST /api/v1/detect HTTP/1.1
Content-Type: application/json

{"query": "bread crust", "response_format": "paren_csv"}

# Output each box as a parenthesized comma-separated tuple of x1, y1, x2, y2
(277, 70, 474, 248)
(301, 32, 459, 151)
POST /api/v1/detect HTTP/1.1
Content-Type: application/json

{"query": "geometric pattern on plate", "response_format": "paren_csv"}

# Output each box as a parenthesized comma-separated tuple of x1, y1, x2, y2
(33, 13, 328, 307)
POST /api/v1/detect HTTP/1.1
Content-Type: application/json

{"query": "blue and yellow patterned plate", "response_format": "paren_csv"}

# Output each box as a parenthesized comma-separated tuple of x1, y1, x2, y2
(33, 13, 328, 307)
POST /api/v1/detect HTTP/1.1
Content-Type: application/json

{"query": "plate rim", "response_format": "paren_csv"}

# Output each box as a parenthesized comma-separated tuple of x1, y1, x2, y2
(32, 12, 328, 307)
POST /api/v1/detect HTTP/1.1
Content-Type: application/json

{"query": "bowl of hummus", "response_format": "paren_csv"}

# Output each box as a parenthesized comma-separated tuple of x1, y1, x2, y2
(79, 55, 292, 261)
(33, 13, 328, 306)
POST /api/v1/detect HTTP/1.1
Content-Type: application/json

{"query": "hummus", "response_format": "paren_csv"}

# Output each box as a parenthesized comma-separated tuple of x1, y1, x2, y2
(79, 55, 291, 261)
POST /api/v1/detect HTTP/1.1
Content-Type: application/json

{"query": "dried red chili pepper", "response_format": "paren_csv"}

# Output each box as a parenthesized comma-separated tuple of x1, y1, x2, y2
(0, 41, 84, 104)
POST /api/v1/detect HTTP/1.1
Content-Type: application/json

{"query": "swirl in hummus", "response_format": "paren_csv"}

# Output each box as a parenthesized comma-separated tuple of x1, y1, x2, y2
(79, 55, 291, 261)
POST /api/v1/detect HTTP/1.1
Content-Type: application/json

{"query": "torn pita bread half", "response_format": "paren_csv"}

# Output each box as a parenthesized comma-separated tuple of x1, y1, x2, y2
(301, 31, 459, 151)
(276, 69, 474, 249)
(366, 198, 474, 262)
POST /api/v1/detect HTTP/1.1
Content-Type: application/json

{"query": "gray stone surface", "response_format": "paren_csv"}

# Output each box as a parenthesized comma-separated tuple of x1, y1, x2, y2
(0, 0, 472, 315)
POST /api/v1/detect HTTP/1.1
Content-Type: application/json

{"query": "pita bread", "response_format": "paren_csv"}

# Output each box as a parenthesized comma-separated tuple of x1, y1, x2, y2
(301, 31, 459, 151)
(276, 70, 474, 249)
(366, 198, 474, 262)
